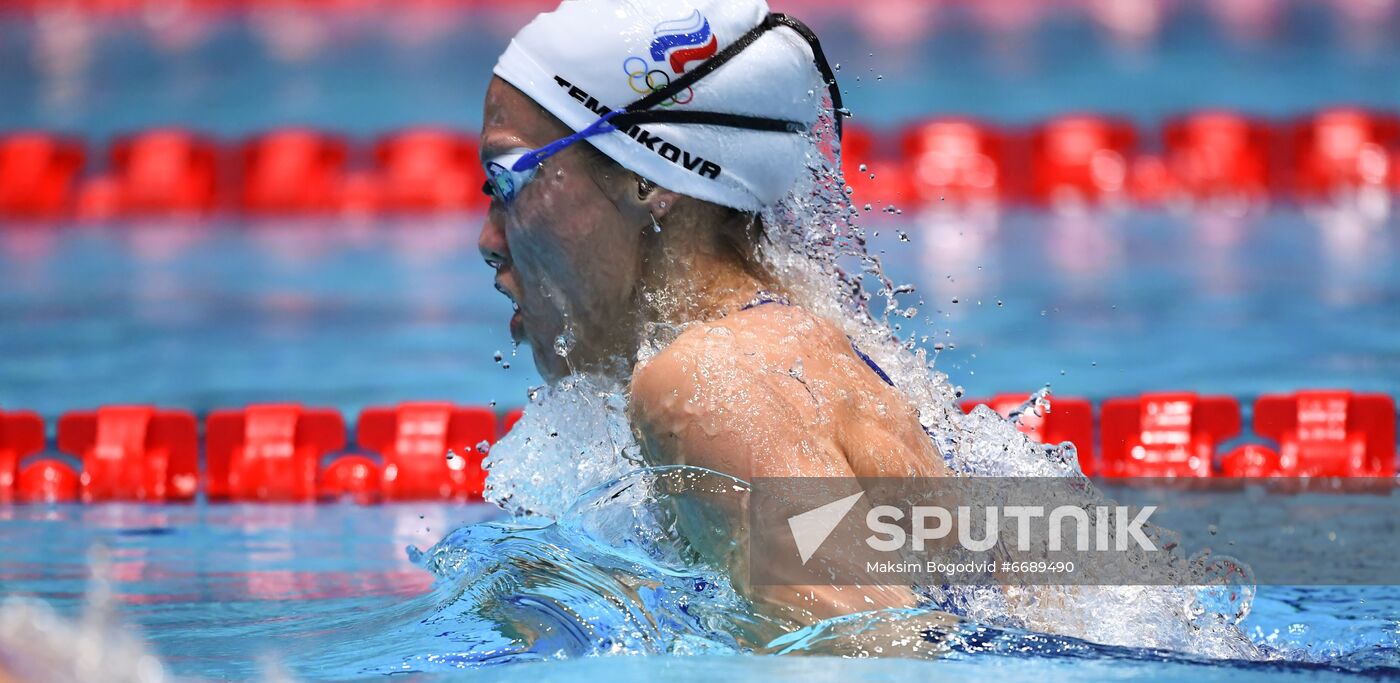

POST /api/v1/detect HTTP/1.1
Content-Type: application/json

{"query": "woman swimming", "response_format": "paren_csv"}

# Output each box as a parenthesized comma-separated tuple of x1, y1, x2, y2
(477, 0, 953, 622)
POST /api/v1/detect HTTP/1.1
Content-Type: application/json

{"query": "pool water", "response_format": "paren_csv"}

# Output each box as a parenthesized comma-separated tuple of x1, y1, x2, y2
(3, 1, 1400, 680)
(2, 149, 1399, 683)
(3, 2, 1399, 135)
(3, 486, 1400, 680)
(1, 208, 1396, 417)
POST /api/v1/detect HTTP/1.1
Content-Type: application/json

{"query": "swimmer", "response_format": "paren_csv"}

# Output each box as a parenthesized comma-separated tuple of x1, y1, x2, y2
(479, 0, 952, 623)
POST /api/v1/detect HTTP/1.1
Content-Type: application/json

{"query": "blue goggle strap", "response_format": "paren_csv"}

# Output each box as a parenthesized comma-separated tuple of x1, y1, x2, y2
(510, 110, 623, 174)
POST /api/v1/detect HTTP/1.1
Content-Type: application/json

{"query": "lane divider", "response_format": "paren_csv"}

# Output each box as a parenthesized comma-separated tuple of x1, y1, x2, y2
(0, 390, 1394, 504)
(846, 109, 1400, 209)
(0, 128, 489, 220)
(3, 109, 1399, 221)
(963, 389, 1395, 479)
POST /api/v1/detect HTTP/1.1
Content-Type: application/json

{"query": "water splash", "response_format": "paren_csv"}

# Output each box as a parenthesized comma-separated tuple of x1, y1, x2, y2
(481, 373, 642, 519)
(737, 96, 1272, 657)
(1005, 385, 1052, 427)
(553, 330, 576, 358)
(472, 86, 1268, 659)
(410, 466, 1383, 672)
(0, 546, 298, 683)
(407, 467, 790, 665)
(0, 548, 167, 683)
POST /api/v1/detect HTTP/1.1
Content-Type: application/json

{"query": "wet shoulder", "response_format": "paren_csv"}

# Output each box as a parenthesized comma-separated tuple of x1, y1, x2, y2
(629, 303, 861, 426)
(628, 303, 857, 477)
(637, 304, 851, 386)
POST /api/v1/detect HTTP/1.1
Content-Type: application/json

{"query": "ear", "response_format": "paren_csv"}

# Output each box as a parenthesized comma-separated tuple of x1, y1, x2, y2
(644, 187, 682, 222)
(627, 176, 682, 222)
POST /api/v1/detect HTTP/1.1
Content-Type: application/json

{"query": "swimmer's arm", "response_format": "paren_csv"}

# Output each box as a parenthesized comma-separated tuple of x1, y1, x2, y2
(630, 341, 919, 622)
(629, 337, 848, 480)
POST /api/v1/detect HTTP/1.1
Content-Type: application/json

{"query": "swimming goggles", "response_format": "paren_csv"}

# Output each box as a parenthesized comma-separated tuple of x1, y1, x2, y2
(483, 12, 845, 205)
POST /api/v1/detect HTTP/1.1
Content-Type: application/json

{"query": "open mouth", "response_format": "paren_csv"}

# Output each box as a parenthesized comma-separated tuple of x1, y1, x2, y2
(509, 309, 524, 341)
(493, 280, 520, 310)
(495, 280, 525, 340)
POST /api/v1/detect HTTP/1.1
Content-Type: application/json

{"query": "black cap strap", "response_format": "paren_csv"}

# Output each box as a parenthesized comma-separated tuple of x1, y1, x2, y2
(619, 13, 845, 140)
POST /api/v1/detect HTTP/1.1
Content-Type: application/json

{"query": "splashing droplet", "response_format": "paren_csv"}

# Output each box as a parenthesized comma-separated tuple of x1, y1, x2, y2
(555, 331, 576, 358)
(788, 357, 805, 381)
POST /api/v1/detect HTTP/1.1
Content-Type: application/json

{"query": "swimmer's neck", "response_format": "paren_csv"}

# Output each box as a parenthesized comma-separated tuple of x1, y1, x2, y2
(636, 227, 772, 329)
(553, 218, 773, 382)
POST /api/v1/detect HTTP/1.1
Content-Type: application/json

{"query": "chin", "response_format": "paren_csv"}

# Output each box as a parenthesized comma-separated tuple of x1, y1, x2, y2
(530, 345, 572, 382)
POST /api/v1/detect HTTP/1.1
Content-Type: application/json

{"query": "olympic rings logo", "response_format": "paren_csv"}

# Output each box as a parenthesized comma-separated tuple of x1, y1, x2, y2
(623, 56, 693, 107)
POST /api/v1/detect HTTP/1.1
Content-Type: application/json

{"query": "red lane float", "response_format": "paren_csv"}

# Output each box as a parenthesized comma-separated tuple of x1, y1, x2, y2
(1224, 390, 1397, 477)
(3, 110, 1397, 222)
(1028, 115, 1138, 206)
(1100, 392, 1242, 478)
(1392, 148, 1400, 192)
(16, 460, 81, 503)
(56, 406, 199, 502)
(79, 129, 221, 218)
(961, 394, 1095, 475)
(0, 133, 85, 219)
(372, 129, 487, 213)
(320, 454, 381, 502)
(0, 409, 47, 503)
(206, 404, 346, 502)
(352, 402, 496, 500)
(901, 118, 1009, 206)
(1289, 108, 1400, 200)
(837, 124, 877, 203)
(0, 387, 1396, 506)
(1160, 111, 1275, 203)
(240, 129, 349, 214)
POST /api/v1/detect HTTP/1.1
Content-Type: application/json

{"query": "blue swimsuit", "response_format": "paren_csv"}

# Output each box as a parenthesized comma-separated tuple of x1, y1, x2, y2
(740, 291, 896, 388)
(741, 291, 980, 615)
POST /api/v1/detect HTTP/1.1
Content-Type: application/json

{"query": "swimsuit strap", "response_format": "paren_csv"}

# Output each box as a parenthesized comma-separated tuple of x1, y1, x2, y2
(850, 344, 896, 387)
(736, 290, 896, 388)
(733, 290, 948, 465)
(740, 289, 790, 310)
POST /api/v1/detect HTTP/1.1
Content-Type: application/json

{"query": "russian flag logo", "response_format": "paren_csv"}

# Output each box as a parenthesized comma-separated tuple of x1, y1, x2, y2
(648, 9, 719, 74)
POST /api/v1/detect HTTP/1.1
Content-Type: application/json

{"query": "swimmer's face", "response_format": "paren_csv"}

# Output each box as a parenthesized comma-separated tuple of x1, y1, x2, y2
(478, 77, 659, 381)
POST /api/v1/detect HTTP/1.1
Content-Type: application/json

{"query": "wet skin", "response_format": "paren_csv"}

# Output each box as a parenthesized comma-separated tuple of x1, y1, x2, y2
(479, 76, 952, 624)
(478, 78, 665, 380)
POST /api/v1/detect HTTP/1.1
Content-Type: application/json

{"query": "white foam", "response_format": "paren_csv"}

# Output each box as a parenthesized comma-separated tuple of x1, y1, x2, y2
(482, 373, 643, 519)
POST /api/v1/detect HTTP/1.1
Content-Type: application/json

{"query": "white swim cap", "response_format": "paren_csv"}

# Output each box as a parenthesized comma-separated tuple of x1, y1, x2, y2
(493, 0, 829, 212)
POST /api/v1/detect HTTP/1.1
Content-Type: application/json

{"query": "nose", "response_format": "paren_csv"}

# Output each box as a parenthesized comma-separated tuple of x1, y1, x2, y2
(478, 211, 509, 271)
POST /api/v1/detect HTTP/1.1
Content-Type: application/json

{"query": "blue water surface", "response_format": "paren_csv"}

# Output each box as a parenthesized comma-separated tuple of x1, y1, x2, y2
(2, 1, 1399, 680)
(1, 1, 1398, 136)
(2, 485, 1399, 681)
(1, 207, 1396, 418)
